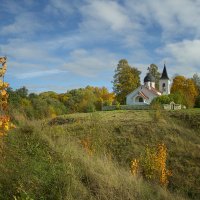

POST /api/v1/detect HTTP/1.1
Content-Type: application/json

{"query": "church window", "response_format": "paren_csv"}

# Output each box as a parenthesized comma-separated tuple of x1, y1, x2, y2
(162, 83, 166, 91)
(139, 97, 144, 102)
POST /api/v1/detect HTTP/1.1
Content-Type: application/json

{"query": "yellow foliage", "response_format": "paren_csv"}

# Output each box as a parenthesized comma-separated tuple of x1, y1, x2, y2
(130, 159, 139, 176)
(171, 76, 199, 107)
(1, 90, 7, 96)
(155, 143, 172, 187)
(132, 143, 172, 188)
(0, 80, 9, 90)
(0, 56, 14, 137)
(0, 56, 7, 77)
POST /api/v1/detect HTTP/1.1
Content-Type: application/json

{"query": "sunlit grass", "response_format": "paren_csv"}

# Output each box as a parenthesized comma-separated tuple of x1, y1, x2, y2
(1, 109, 200, 199)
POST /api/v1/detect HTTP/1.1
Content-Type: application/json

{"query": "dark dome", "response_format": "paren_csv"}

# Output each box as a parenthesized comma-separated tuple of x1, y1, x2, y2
(144, 73, 155, 82)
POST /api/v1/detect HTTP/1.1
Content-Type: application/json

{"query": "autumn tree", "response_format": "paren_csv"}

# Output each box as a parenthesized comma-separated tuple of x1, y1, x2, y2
(92, 86, 114, 108)
(113, 59, 141, 104)
(148, 64, 161, 90)
(0, 57, 14, 137)
(171, 75, 198, 108)
(57, 86, 114, 112)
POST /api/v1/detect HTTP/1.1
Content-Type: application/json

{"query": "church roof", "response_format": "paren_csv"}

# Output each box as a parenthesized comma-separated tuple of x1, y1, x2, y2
(126, 85, 161, 98)
(147, 86, 161, 96)
(138, 91, 149, 99)
(160, 64, 169, 80)
(144, 73, 155, 82)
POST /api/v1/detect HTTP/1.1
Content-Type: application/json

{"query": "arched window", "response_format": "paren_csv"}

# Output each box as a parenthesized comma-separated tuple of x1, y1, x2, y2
(139, 97, 144, 102)
(162, 83, 166, 91)
(135, 96, 144, 102)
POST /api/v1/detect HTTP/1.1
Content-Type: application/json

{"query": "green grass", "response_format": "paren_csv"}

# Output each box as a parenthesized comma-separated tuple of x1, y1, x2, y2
(1, 109, 200, 199)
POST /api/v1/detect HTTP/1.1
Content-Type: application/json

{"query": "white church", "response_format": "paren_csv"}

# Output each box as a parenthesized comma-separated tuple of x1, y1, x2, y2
(126, 65, 170, 105)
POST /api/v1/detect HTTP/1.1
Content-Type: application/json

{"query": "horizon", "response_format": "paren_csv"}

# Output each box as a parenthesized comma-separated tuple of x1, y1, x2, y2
(1, 0, 200, 93)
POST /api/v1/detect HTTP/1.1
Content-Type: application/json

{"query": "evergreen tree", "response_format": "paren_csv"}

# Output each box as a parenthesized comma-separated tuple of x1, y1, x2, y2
(112, 59, 141, 104)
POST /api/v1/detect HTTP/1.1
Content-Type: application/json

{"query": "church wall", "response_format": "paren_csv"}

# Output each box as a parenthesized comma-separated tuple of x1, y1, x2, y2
(126, 87, 160, 105)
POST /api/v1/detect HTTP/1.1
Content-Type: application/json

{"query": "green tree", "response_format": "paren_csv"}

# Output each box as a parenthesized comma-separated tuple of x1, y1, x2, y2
(148, 64, 161, 89)
(192, 73, 200, 92)
(195, 95, 200, 108)
(39, 91, 58, 99)
(112, 59, 141, 104)
(16, 86, 28, 98)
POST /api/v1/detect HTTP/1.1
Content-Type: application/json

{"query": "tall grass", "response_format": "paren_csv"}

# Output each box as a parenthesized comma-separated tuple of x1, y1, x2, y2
(1, 109, 199, 199)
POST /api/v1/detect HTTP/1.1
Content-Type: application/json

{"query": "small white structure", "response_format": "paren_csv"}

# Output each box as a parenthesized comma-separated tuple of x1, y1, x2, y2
(163, 102, 181, 110)
(126, 65, 170, 105)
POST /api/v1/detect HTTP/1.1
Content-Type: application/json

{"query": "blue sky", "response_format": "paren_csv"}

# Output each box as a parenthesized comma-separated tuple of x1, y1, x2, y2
(1, 0, 200, 93)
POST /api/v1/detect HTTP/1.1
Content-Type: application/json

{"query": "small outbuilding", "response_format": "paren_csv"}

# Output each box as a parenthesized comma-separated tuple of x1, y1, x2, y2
(163, 101, 181, 110)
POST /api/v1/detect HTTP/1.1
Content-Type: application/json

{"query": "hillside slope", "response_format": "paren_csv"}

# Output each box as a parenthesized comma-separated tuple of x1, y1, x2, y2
(0, 109, 200, 199)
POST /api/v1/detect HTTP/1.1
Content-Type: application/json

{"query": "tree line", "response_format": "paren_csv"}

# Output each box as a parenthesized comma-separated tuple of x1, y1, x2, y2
(113, 59, 200, 108)
(8, 86, 114, 120)
(7, 59, 200, 120)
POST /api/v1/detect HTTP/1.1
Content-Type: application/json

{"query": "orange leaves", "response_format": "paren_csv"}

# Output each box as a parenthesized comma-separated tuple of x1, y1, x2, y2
(80, 138, 93, 156)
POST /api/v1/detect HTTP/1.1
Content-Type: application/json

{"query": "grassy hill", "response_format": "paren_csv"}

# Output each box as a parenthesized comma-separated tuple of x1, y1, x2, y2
(0, 109, 200, 199)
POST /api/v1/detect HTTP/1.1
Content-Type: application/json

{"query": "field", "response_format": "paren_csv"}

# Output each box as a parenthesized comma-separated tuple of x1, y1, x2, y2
(0, 109, 200, 200)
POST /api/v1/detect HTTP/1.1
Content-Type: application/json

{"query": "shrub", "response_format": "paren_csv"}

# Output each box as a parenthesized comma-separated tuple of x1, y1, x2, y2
(131, 143, 172, 188)
(195, 95, 200, 108)
(152, 95, 172, 105)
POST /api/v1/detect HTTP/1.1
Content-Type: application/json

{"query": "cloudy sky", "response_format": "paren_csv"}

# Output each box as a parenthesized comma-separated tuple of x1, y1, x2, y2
(1, 0, 200, 93)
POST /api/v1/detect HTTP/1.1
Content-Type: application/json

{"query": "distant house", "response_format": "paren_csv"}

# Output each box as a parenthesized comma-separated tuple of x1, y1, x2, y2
(126, 65, 170, 105)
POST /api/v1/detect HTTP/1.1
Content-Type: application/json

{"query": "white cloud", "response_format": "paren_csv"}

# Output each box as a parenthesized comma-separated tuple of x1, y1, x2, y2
(1, 38, 62, 64)
(164, 40, 200, 66)
(44, 0, 75, 16)
(150, 0, 200, 39)
(63, 49, 117, 77)
(14, 69, 66, 79)
(0, 13, 43, 36)
(77, 0, 146, 48)
(80, 0, 133, 31)
(158, 39, 200, 77)
(124, 0, 200, 41)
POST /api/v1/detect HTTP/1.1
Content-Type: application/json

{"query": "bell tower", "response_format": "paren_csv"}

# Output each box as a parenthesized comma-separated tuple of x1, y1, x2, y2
(159, 64, 170, 95)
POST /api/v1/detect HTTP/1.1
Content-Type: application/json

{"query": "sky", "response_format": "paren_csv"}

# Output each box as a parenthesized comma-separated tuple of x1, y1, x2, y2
(1, 0, 200, 93)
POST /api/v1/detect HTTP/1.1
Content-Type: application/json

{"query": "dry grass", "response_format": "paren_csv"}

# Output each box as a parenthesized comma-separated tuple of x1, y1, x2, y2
(1, 109, 200, 199)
